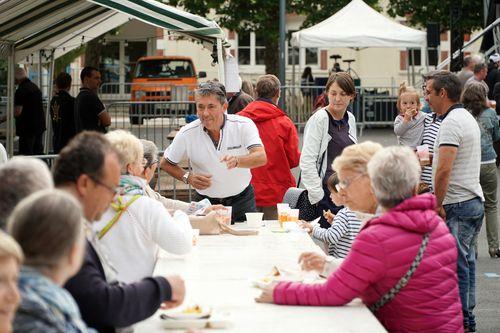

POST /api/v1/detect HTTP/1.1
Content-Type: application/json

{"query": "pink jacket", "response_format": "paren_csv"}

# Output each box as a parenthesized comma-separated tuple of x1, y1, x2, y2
(274, 194, 463, 333)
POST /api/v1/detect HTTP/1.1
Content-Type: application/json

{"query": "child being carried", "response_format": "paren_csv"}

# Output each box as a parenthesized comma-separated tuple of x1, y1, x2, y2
(393, 82, 424, 148)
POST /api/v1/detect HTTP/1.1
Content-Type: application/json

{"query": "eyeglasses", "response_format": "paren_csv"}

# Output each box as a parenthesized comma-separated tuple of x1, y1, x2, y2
(335, 173, 366, 192)
(88, 175, 118, 195)
(144, 159, 159, 169)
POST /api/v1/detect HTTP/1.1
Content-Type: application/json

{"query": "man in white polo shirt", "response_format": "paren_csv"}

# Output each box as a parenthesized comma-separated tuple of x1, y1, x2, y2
(426, 70, 484, 333)
(160, 81, 267, 222)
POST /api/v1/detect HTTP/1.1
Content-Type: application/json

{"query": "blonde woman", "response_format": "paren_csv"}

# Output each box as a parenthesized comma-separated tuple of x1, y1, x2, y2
(93, 130, 192, 283)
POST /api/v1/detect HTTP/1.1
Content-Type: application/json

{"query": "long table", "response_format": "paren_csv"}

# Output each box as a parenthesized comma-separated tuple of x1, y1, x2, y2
(135, 221, 387, 332)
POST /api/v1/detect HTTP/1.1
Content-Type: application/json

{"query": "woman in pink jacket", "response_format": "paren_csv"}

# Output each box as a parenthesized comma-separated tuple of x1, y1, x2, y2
(257, 144, 463, 333)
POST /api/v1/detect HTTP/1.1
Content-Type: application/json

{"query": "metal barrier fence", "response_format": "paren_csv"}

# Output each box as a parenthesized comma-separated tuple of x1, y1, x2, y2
(107, 100, 196, 150)
(2, 83, 400, 154)
(283, 85, 398, 136)
(31, 153, 194, 202)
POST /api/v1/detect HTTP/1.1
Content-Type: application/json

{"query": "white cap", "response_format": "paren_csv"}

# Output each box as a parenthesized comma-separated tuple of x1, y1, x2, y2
(489, 53, 500, 63)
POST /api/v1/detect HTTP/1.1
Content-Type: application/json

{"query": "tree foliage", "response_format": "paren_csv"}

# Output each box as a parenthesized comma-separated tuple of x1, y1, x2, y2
(165, 0, 379, 75)
(386, 0, 483, 33)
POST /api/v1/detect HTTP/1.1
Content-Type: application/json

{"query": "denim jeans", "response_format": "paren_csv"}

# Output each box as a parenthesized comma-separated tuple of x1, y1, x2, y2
(444, 197, 484, 329)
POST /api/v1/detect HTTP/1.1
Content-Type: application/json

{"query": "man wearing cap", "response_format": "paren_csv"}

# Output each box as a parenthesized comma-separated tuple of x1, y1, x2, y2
(160, 81, 267, 223)
(486, 53, 500, 100)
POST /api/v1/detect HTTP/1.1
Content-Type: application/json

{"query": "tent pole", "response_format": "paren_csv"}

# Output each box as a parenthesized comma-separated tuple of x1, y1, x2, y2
(406, 49, 411, 85)
(38, 49, 43, 88)
(6, 43, 15, 157)
(43, 49, 55, 154)
(411, 48, 416, 85)
(217, 38, 225, 85)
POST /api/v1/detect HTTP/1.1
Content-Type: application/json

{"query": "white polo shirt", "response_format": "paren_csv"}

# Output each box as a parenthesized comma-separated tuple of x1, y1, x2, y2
(164, 114, 263, 198)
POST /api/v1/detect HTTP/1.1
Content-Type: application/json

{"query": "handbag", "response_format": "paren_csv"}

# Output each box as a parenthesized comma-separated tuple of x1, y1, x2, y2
(369, 232, 430, 313)
(283, 149, 326, 222)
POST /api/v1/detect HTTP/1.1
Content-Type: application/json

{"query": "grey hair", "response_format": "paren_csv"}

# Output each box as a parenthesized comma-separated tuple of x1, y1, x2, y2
(195, 81, 227, 104)
(140, 139, 158, 167)
(367, 146, 421, 209)
(0, 157, 53, 230)
(473, 62, 487, 74)
(7, 189, 84, 268)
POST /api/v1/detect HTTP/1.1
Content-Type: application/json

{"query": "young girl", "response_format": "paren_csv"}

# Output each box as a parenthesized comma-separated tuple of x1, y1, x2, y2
(300, 173, 362, 259)
(394, 82, 425, 148)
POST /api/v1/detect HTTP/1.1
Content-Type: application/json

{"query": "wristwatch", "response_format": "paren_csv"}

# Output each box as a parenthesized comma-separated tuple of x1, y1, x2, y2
(182, 171, 190, 184)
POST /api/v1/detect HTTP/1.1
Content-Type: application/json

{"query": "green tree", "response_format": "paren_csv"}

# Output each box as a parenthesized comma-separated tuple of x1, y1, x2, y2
(386, 0, 483, 33)
(165, 0, 379, 75)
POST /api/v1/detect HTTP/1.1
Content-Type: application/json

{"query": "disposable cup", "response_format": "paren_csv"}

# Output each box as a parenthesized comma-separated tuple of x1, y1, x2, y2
(245, 212, 264, 228)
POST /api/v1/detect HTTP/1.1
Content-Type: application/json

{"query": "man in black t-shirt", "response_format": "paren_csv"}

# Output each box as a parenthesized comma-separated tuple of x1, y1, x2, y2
(14, 68, 46, 155)
(74, 66, 111, 134)
(50, 72, 76, 153)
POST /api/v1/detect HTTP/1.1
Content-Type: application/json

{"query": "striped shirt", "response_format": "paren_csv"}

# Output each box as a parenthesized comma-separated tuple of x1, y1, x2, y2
(312, 208, 362, 258)
(420, 113, 442, 191)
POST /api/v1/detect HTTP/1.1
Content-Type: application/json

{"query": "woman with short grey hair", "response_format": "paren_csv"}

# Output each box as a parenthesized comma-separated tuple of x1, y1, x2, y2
(8, 189, 93, 332)
(258, 145, 462, 332)
(367, 146, 421, 209)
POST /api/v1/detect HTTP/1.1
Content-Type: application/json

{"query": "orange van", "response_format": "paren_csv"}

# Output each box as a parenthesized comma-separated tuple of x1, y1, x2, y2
(129, 56, 206, 124)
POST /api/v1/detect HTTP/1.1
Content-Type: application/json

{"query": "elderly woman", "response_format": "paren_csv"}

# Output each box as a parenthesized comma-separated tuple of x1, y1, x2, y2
(0, 231, 22, 333)
(93, 130, 192, 283)
(8, 190, 94, 332)
(257, 144, 463, 332)
(140, 139, 223, 234)
(462, 83, 500, 258)
(300, 72, 357, 228)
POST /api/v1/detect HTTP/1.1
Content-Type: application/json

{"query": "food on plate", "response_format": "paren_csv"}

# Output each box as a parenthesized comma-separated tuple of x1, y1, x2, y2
(182, 305, 203, 314)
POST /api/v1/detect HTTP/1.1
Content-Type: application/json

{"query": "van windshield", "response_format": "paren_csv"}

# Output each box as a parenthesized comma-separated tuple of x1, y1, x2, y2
(135, 60, 195, 78)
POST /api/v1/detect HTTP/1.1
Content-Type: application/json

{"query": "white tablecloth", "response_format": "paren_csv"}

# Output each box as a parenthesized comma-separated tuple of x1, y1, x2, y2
(135, 221, 387, 332)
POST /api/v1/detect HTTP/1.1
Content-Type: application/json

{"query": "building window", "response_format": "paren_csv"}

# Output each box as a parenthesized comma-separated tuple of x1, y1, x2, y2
(408, 48, 421, 66)
(305, 48, 318, 65)
(255, 34, 266, 65)
(238, 31, 251, 65)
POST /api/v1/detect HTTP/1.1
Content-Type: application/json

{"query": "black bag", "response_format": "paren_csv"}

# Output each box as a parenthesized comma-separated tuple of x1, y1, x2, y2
(282, 187, 318, 221)
(282, 148, 326, 222)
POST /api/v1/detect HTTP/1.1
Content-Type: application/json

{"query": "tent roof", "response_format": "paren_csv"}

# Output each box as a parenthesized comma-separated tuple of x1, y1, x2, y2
(0, 0, 225, 62)
(291, 0, 426, 49)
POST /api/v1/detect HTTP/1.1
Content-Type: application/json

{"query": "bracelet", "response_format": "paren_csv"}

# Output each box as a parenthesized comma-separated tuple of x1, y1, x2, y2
(235, 156, 239, 168)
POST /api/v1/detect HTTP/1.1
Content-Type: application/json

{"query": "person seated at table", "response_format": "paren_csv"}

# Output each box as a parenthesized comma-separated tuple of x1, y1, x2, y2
(300, 172, 362, 259)
(0, 231, 23, 333)
(93, 130, 192, 283)
(257, 144, 463, 333)
(57, 132, 185, 333)
(9, 190, 95, 332)
(141, 139, 225, 234)
(0, 156, 53, 230)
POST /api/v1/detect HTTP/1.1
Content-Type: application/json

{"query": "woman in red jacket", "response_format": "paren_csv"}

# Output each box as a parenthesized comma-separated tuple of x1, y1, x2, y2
(257, 144, 463, 333)
(238, 75, 300, 219)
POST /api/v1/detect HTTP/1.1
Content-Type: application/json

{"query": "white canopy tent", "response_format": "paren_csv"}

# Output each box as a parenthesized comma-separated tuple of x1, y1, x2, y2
(290, 0, 427, 84)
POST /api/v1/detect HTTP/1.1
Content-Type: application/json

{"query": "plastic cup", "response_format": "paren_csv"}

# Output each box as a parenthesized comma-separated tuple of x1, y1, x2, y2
(192, 229, 200, 246)
(277, 203, 290, 228)
(416, 144, 430, 166)
(245, 212, 264, 228)
(288, 209, 299, 222)
(216, 206, 232, 225)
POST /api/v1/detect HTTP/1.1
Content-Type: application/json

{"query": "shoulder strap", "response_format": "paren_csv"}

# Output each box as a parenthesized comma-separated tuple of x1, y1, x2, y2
(369, 232, 430, 313)
(98, 195, 141, 240)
